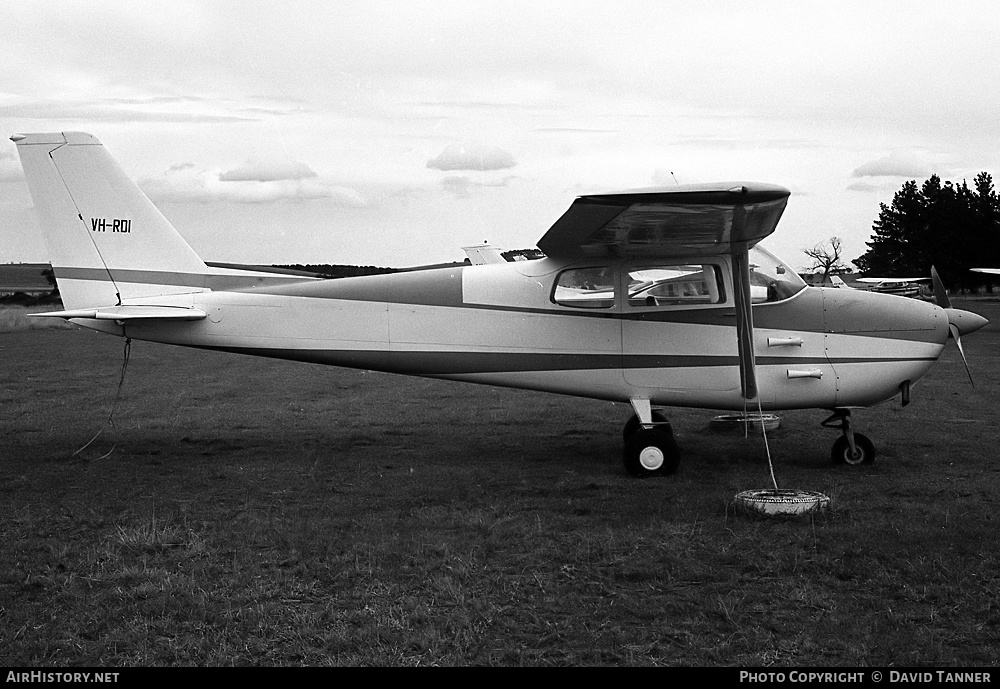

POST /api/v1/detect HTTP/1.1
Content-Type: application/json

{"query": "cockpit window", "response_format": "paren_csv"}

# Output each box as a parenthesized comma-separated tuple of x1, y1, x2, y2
(749, 245, 806, 303)
(552, 266, 615, 308)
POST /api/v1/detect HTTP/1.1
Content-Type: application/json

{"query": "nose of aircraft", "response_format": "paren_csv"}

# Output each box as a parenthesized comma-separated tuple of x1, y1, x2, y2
(945, 308, 989, 337)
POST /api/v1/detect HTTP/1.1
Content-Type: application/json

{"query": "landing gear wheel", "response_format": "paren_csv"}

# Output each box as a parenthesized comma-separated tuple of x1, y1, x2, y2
(831, 433, 876, 465)
(623, 426, 680, 477)
(622, 411, 668, 439)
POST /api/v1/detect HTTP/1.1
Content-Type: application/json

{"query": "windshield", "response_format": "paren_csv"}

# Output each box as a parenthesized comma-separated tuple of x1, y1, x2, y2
(748, 245, 806, 303)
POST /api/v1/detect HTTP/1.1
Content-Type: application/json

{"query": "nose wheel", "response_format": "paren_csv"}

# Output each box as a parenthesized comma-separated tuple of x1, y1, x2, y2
(822, 409, 877, 465)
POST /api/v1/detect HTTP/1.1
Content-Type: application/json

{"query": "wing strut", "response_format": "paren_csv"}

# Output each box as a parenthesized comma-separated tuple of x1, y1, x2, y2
(731, 242, 758, 400)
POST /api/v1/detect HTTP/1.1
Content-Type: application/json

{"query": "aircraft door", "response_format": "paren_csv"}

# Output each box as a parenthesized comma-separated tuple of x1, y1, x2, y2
(621, 261, 742, 401)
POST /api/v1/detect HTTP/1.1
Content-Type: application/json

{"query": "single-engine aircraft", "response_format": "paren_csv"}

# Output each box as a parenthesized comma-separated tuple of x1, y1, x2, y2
(462, 243, 506, 265)
(853, 276, 932, 299)
(11, 132, 989, 476)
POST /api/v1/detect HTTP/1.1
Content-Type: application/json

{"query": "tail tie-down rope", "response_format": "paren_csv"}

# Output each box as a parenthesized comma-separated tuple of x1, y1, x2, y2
(70, 337, 132, 461)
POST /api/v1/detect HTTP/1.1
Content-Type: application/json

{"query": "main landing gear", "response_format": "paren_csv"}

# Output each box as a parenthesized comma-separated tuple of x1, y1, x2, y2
(622, 399, 680, 478)
(822, 409, 876, 465)
(621, 402, 877, 476)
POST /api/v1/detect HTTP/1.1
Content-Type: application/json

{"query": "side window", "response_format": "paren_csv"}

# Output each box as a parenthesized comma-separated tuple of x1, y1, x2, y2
(552, 266, 615, 308)
(627, 264, 724, 307)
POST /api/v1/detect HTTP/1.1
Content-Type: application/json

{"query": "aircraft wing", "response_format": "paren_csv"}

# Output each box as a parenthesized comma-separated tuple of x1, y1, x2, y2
(972, 268, 1000, 275)
(537, 182, 790, 259)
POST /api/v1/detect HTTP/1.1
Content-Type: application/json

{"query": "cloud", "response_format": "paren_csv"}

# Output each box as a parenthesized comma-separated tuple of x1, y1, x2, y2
(852, 150, 931, 178)
(427, 144, 517, 172)
(534, 127, 617, 135)
(0, 148, 22, 182)
(439, 175, 516, 198)
(846, 181, 880, 193)
(140, 162, 365, 206)
(0, 96, 255, 124)
(219, 157, 318, 182)
(846, 179, 907, 194)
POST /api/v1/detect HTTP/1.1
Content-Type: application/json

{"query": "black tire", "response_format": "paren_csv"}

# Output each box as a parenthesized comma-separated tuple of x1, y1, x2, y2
(622, 426, 681, 477)
(831, 433, 876, 465)
(622, 411, 669, 439)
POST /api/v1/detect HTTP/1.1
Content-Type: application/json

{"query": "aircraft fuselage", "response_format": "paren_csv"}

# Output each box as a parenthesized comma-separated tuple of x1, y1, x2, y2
(74, 253, 950, 412)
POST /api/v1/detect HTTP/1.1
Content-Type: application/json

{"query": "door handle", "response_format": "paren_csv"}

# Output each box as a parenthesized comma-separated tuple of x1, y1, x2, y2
(768, 337, 803, 347)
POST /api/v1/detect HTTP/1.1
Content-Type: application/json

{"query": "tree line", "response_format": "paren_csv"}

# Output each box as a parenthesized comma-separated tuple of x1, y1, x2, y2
(853, 172, 1000, 289)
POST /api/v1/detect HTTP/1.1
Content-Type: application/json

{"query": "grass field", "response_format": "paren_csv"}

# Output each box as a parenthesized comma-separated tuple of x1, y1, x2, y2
(1, 300, 999, 666)
(0, 305, 73, 334)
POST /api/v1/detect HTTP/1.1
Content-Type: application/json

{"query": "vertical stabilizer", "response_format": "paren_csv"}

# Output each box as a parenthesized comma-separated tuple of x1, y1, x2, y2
(12, 132, 210, 309)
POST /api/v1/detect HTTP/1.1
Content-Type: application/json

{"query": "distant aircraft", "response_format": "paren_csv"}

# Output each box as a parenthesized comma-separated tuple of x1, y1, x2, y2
(462, 243, 506, 265)
(830, 274, 932, 299)
(10, 132, 989, 476)
(853, 276, 931, 299)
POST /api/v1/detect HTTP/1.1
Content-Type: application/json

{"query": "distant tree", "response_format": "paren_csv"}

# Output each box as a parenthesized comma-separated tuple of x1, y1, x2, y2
(803, 237, 851, 284)
(972, 172, 1000, 271)
(854, 173, 1000, 289)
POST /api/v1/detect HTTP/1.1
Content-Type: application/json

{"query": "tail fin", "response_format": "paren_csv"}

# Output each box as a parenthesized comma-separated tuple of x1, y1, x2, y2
(461, 243, 506, 265)
(12, 132, 209, 310)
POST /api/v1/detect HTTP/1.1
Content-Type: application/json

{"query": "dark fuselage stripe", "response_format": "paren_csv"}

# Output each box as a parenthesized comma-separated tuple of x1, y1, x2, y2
(53, 266, 314, 290)
(194, 346, 938, 376)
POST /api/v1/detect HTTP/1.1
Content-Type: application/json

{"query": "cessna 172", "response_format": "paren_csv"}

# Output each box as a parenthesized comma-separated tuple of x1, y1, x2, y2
(11, 132, 989, 477)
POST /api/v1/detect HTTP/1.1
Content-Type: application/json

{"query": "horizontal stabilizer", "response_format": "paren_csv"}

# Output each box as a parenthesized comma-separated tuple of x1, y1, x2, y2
(30, 305, 207, 321)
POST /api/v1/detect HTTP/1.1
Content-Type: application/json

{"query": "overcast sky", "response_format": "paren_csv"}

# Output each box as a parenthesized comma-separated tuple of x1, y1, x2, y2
(2, 0, 998, 269)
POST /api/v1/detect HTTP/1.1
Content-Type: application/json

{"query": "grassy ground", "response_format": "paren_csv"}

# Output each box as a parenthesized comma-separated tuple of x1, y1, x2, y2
(0, 304, 73, 334)
(1, 300, 999, 666)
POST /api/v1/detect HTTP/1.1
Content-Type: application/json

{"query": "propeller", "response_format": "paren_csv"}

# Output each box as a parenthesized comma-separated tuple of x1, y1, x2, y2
(931, 266, 988, 386)
(931, 265, 951, 309)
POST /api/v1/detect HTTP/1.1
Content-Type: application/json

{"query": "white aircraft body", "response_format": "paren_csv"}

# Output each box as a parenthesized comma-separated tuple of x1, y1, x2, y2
(11, 132, 989, 476)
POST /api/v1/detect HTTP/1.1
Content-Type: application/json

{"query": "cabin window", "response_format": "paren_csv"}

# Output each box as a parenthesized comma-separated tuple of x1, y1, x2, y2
(552, 266, 615, 308)
(627, 264, 724, 307)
